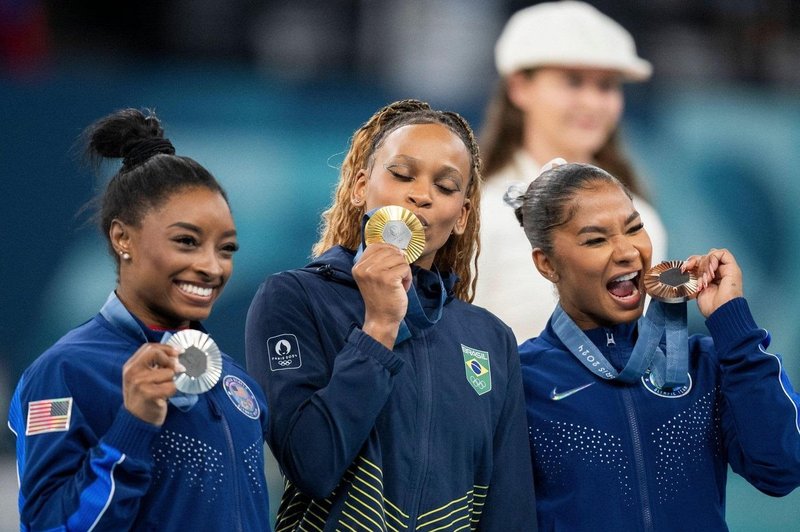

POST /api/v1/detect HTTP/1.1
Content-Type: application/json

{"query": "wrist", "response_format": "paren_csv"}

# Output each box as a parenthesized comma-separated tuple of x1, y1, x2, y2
(362, 319, 400, 350)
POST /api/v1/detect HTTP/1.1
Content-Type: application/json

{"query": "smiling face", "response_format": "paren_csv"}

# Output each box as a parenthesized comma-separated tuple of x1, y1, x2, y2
(534, 181, 652, 329)
(510, 67, 623, 162)
(112, 186, 238, 329)
(353, 123, 472, 270)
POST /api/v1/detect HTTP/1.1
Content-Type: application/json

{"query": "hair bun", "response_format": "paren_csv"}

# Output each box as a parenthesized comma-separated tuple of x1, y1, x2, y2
(122, 138, 175, 170)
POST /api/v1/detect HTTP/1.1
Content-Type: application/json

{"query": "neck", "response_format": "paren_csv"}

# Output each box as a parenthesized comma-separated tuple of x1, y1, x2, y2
(522, 125, 592, 165)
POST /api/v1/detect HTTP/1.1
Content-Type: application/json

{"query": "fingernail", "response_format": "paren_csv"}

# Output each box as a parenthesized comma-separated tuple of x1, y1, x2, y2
(175, 363, 187, 374)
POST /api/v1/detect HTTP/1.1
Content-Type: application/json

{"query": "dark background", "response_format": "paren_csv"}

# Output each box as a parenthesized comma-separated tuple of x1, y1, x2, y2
(2, 1, 799, 528)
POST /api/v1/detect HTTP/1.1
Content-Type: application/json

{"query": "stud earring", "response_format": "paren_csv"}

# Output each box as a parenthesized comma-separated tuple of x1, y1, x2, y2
(120, 251, 131, 261)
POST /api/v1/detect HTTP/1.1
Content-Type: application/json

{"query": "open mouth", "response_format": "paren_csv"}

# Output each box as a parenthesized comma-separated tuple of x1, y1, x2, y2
(606, 271, 641, 303)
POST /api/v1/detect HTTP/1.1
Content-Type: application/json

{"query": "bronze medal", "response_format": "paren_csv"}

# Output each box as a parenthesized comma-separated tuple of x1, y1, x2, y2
(644, 260, 700, 303)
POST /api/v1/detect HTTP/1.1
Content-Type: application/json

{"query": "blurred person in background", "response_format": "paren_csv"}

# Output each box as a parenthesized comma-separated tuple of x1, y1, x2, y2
(476, 0, 667, 342)
(246, 99, 536, 530)
(514, 161, 800, 531)
(8, 109, 271, 531)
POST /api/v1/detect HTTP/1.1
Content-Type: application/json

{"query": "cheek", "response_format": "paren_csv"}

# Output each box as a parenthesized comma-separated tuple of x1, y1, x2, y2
(221, 259, 234, 280)
(603, 94, 624, 124)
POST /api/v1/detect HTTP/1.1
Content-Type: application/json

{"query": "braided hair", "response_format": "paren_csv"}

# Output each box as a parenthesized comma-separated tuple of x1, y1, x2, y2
(312, 99, 483, 302)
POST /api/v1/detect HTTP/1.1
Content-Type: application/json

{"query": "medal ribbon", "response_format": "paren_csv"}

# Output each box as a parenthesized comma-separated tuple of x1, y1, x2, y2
(100, 292, 199, 410)
(355, 209, 445, 347)
(552, 299, 689, 388)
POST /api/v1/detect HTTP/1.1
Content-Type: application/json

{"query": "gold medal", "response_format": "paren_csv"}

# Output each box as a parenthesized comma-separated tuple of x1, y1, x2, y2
(644, 260, 700, 303)
(364, 205, 426, 263)
(167, 329, 223, 394)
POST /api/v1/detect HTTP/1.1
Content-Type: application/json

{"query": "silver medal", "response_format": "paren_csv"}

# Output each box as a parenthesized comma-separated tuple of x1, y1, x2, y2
(167, 329, 223, 394)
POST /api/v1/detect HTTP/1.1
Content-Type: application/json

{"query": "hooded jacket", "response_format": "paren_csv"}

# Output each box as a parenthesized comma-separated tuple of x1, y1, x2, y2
(520, 298, 800, 531)
(8, 292, 271, 531)
(246, 246, 536, 531)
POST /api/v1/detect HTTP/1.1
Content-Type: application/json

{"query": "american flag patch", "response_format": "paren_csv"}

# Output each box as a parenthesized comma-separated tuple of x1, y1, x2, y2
(26, 397, 73, 436)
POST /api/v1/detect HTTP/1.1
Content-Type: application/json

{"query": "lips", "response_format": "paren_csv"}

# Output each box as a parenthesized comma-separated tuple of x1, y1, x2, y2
(414, 212, 429, 228)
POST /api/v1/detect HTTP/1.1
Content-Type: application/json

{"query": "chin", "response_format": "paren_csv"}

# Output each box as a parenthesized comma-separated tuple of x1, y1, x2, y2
(615, 305, 645, 325)
(178, 305, 213, 324)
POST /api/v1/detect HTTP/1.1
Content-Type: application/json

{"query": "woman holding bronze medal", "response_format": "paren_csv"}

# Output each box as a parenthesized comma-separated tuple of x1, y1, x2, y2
(8, 109, 271, 531)
(475, 1, 668, 344)
(511, 161, 800, 531)
(246, 99, 536, 530)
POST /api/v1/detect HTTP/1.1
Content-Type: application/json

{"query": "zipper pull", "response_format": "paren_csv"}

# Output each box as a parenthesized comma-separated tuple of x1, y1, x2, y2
(606, 332, 615, 346)
(207, 395, 223, 419)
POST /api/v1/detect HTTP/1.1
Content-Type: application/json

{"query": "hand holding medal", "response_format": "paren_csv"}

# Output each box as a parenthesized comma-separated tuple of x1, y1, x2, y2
(680, 248, 743, 318)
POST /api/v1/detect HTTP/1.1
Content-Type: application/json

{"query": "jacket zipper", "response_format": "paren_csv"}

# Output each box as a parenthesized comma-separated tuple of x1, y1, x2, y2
(621, 387, 654, 531)
(408, 332, 433, 530)
(209, 394, 244, 532)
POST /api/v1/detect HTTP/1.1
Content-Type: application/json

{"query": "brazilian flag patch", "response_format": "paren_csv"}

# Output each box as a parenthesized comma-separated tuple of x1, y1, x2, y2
(462, 344, 491, 396)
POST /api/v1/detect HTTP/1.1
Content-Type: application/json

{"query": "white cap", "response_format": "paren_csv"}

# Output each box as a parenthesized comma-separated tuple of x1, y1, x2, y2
(495, 1, 652, 81)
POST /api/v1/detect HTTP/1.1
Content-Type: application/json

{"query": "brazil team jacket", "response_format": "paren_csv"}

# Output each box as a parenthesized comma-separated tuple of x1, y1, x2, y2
(245, 246, 537, 531)
(8, 292, 271, 531)
(520, 297, 800, 531)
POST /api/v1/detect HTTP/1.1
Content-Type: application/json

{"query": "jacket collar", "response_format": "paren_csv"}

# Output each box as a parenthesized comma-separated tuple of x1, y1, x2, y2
(305, 245, 459, 303)
(99, 291, 205, 344)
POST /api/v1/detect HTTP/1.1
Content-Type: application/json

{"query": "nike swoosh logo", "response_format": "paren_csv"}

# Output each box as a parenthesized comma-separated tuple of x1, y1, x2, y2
(550, 382, 595, 401)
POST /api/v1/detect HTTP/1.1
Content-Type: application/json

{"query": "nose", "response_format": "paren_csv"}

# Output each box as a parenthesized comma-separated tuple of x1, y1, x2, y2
(195, 247, 225, 280)
(407, 182, 432, 208)
(611, 236, 639, 264)
(578, 82, 617, 111)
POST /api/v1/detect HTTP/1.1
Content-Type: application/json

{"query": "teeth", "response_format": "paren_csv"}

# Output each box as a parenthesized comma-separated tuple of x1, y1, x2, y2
(178, 283, 212, 297)
(612, 271, 637, 283)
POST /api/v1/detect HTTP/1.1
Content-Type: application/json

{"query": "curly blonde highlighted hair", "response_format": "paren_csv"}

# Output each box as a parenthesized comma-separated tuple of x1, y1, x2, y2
(312, 99, 483, 302)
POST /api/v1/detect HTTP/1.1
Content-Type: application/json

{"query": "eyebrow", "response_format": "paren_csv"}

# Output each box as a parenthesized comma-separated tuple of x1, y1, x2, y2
(577, 211, 640, 235)
(168, 222, 237, 238)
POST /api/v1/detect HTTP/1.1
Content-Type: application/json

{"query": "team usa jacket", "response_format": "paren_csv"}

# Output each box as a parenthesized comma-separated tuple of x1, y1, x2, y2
(246, 246, 537, 531)
(520, 297, 800, 531)
(8, 293, 271, 531)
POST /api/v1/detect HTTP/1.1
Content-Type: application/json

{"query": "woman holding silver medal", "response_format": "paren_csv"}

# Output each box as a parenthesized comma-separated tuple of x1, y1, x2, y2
(246, 99, 536, 531)
(512, 160, 800, 531)
(8, 109, 271, 531)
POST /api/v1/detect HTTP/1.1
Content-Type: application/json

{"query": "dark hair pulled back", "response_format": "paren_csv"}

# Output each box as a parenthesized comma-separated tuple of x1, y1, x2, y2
(84, 108, 228, 264)
(516, 162, 630, 253)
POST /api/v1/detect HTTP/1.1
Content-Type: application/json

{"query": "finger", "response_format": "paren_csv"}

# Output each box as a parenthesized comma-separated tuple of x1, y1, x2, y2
(681, 255, 701, 273)
(146, 367, 181, 386)
(401, 267, 412, 292)
(148, 380, 178, 398)
(360, 242, 406, 261)
(357, 247, 410, 277)
(150, 349, 181, 370)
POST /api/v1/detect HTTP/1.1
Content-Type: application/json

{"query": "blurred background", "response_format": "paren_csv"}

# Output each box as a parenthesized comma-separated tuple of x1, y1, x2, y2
(1, 0, 799, 529)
